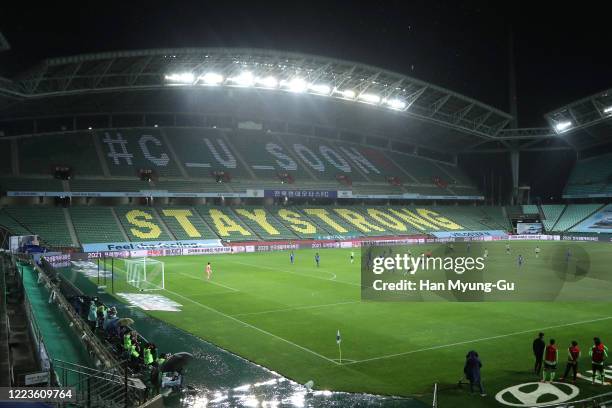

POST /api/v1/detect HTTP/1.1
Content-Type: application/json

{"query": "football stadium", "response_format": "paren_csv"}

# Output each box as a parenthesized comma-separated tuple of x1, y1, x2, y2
(0, 14, 611, 408)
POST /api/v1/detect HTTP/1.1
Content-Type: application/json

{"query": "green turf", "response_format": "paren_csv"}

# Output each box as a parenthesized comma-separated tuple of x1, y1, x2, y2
(102, 241, 612, 407)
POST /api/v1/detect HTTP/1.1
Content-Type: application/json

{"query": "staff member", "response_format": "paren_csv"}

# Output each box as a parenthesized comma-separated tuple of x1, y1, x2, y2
(533, 332, 545, 375)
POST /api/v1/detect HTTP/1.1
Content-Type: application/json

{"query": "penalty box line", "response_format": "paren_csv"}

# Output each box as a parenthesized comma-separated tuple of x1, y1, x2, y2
(344, 315, 612, 366)
(162, 287, 341, 366)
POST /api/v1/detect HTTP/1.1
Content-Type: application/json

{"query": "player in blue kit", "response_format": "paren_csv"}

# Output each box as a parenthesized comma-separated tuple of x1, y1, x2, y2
(290, 251, 295, 264)
(315, 252, 320, 267)
(518, 254, 524, 267)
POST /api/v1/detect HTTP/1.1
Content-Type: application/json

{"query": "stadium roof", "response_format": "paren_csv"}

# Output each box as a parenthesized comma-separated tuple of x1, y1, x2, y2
(0, 48, 512, 139)
(544, 88, 612, 150)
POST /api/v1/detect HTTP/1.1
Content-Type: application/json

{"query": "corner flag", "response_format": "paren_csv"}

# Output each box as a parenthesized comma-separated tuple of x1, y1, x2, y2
(336, 330, 341, 344)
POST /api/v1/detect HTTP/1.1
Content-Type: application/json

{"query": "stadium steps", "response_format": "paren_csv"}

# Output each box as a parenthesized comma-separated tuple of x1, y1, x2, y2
(480, 206, 511, 231)
(70, 207, 128, 244)
(232, 207, 299, 240)
(114, 207, 174, 241)
(541, 205, 566, 231)
(111, 208, 130, 242)
(4, 207, 74, 247)
(63, 208, 79, 247)
(551, 204, 604, 232)
(272, 134, 325, 182)
(159, 128, 190, 179)
(151, 207, 176, 240)
(92, 131, 111, 177)
(220, 131, 257, 180)
(157, 207, 219, 240)
(195, 206, 258, 242)
(0, 209, 32, 235)
(296, 208, 354, 237)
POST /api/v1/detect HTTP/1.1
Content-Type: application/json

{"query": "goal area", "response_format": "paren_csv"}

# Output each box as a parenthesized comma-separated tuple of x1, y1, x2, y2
(124, 258, 165, 291)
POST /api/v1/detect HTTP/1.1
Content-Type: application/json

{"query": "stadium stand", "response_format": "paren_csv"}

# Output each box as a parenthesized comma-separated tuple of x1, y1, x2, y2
(158, 207, 219, 240)
(564, 153, 612, 197)
(18, 133, 103, 176)
(434, 206, 493, 231)
(521, 205, 539, 216)
(114, 207, 174, 241)
(69, 207, 126, 243)
(337, 144, 405, 183)
(480, 206, 511, 231)
(0, 209, 31, 235)
(166, 128, 252, 179)
(195, 206, 257, 241)
(541, 205, 565, 231)
(550, 204, 603, 231)
(69, 178, 152, 192)
(0, 177, 64, 193)
(3, 207, 73, 247)
(278, 134, 367, 182)
(225, 130, 302, 181)
(97, 129, 182, 177)
(386, 152, 448, 185)
(232, 207, 298, 240)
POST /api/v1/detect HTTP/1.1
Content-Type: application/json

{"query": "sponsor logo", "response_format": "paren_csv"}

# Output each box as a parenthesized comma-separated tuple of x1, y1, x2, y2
(495, 382, 579, 407)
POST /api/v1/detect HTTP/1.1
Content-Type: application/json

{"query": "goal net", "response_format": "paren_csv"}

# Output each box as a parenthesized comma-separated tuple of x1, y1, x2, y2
(124, 258, 165, 291)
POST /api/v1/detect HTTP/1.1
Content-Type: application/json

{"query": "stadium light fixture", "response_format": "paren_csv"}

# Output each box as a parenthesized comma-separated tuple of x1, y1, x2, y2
(359, 93, 381, 104)
(286, 78, 308, 93)
(256, 76, 278, 88)
(554, 121, 572, 132)
(164, 72, 195, 84)
(386, 98, 407, 110)
(604, 106, 612, 114)
(200, 72, 224, 85)
(339, 89, 356, 99)
(309, 84, 331, 95)
(229, 71, 255, 87)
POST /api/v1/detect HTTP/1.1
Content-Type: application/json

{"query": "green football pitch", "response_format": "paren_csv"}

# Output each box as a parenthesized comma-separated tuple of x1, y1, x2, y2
(103, 240, 612, 407)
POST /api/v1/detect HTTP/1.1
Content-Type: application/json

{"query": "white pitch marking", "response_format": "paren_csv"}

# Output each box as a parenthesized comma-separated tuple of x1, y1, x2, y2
(176, 271, 240, 292)
(162, 287, 340, 365)
(345, 316, 612, 366)
(232, 300, 360, 317)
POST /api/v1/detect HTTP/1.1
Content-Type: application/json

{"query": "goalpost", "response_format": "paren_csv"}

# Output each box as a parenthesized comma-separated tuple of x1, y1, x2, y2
(124, 257, 165, 291)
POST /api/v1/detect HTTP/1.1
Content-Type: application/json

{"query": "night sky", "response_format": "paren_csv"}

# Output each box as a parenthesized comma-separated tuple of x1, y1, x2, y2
(1, 1, 610, 127)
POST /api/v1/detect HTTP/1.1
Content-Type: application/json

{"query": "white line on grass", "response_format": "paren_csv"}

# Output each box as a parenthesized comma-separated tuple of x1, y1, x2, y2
(161, 287, 341, 366)
(344, 315, 612, 366)
(176, 271, 240, 292)
(231, 300, 360, 317)
(227, 259, 360, 287)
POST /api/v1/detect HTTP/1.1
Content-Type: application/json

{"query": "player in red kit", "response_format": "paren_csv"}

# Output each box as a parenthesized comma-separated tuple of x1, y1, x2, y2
(542, 339, 558, 383)
(560, 341, 580, 383)
(590, 337, 608, 385)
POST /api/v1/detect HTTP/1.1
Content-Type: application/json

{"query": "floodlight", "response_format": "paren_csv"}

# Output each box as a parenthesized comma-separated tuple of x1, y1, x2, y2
(286, 78, 308, 93)
(359, 93, 381, 104)
(230, 71, 255, 87)
(554, 121, 572, 132)
(200, 72, 224, 85)
(604, 106, 612, 114)
(340, 89, 356, 99)
(386, 99, 407, 110)
(309, 84, 331, 95)
(257, 76, 278, 88)
(164, 72, 195, 83)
